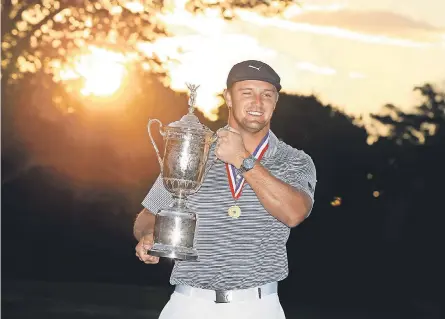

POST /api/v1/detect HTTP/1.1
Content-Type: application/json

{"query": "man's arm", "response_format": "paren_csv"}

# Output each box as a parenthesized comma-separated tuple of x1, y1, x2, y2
(242, 158, 314, 228)
(134, 208, 160, 264)
(133, 208, 156, 241)
(215, 129, 317, 228)
(135, 174, 174, 241)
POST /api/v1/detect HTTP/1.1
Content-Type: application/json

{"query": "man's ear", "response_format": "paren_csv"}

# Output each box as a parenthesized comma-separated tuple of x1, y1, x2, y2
(274, 93, 279, 110)
(223, 88, 232, 108)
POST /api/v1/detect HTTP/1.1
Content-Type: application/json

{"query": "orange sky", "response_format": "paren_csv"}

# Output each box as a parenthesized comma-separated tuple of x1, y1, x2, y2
(137, 0, 445, 122)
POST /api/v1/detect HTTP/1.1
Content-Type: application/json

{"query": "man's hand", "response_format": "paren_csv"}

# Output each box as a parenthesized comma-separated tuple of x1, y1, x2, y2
(135, 233, 159, 264)
(215, 128, 249, 168)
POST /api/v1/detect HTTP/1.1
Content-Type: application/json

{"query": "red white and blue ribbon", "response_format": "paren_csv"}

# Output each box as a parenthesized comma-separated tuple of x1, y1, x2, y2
(226, 131, 270, 199)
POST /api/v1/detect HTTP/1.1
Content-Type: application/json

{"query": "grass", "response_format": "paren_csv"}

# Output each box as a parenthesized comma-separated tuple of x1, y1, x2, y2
(2, 280, 399, 319)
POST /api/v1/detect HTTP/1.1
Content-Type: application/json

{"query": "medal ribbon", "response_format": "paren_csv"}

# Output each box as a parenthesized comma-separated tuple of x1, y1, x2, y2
(226, 131, 270, 200)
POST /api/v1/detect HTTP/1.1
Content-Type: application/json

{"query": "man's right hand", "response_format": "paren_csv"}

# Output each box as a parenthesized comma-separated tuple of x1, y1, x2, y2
(135, 233, 160, 264)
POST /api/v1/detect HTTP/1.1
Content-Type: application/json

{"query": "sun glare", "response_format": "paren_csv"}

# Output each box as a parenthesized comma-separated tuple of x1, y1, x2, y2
(57, 46, 129, 97)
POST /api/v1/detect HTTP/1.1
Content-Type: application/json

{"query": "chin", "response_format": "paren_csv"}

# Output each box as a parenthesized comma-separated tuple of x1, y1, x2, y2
(242, 121, 268, 133)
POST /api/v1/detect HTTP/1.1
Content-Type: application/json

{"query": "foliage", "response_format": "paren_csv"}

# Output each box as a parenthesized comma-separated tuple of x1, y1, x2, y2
(370, 83, 445, 145)
(1, 0, 297, 84)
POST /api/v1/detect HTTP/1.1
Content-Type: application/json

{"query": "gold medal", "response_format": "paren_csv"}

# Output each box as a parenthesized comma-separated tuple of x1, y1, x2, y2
(228, 205, 241, 219)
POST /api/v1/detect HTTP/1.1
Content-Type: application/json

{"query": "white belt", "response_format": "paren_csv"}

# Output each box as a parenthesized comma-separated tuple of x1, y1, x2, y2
(175, 282, 278, 303)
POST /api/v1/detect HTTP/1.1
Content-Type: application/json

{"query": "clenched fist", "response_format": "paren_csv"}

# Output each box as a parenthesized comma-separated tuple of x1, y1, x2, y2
(135, 233, 159, 264)
(215, 128, 249, 168)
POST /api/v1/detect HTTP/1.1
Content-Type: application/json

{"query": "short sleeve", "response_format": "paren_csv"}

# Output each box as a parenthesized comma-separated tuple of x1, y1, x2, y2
(283, 150, 317, 217)
(141, 174, 174, 214)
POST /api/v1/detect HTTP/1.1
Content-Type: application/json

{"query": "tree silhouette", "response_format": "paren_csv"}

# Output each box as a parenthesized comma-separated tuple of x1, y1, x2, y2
(370, 83, 445, 146)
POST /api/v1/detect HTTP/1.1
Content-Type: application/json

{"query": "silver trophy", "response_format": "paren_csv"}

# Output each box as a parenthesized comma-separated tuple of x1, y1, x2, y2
(147, 83, 216, 261)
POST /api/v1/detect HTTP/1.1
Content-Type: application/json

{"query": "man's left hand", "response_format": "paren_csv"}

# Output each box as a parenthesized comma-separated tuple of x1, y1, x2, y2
(215, 128, 249, 168)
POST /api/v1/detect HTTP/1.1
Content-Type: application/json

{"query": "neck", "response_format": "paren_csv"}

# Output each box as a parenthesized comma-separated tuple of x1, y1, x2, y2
(228, 118, 270, 155)
(243, 131, 269, 154)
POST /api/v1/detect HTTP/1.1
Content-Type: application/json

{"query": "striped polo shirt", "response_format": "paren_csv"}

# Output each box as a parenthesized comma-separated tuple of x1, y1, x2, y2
(141, 130, 317, 290)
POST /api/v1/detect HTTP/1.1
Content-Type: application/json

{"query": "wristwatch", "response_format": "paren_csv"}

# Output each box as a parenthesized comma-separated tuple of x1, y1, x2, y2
(238, 154, 256, 175)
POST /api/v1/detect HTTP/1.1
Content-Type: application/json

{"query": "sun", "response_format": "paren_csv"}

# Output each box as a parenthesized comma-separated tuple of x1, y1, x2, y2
(57, 46, 129, 97)
(77, 50, 127, 97)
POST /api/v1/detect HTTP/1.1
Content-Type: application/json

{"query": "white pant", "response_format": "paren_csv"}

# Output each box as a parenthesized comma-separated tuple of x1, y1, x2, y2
(158, 285, 286, 319)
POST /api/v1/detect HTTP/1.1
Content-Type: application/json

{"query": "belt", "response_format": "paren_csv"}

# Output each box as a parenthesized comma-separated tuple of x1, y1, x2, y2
(175, 282, 278, 303)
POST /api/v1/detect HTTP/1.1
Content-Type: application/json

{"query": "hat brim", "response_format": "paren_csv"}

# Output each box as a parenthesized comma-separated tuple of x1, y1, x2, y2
(228, 76, 282, 92)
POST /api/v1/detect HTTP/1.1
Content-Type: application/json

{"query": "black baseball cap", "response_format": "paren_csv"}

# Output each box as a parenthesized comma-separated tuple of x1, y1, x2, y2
(226, 60, 281, 92)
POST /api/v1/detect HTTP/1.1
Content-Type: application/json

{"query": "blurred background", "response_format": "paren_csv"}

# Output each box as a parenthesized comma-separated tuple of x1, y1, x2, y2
(1, 0, 445, 318)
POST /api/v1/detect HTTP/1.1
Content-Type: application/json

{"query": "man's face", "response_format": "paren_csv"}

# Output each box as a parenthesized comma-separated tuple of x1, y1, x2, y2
(224, 80, 278, 133)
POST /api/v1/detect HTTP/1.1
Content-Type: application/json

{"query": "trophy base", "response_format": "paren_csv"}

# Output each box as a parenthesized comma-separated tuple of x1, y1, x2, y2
(149, 243, 198, 261)
(151, 203, 199, 262)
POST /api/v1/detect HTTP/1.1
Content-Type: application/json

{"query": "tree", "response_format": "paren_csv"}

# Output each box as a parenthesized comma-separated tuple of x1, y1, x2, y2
(1, 0, 297, 85)
(370, 83, 445, 146)
(0, 0, 299, 182)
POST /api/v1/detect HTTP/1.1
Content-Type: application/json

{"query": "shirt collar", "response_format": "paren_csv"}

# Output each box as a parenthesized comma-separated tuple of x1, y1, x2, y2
(263, 130, 278, 159)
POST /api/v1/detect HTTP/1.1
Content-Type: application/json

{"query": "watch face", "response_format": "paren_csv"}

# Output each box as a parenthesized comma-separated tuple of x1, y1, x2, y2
(244, 157, 256, 169)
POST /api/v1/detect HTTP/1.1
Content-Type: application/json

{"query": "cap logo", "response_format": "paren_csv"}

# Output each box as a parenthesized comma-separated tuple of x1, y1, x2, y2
(248, 65, 261, 71)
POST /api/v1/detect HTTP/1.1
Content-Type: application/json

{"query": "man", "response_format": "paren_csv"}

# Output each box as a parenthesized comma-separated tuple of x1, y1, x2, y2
(133, 60, 317, 318)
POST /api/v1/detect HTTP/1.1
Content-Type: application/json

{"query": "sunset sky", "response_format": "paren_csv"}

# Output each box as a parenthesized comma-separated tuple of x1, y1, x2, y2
(44, 0, 445, 124)
(136, 0, 445, 121)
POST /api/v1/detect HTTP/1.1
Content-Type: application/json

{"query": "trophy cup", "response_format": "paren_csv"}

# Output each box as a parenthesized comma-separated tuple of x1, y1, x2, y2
(147, 83, 216, 261)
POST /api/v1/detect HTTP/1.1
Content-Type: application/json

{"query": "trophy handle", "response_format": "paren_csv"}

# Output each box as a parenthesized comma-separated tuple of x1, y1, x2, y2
(148, 119, 165, 173)
(201, 128, 224, 181)
(210, 127, 225, 144)
(210, 132, 218, 144)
